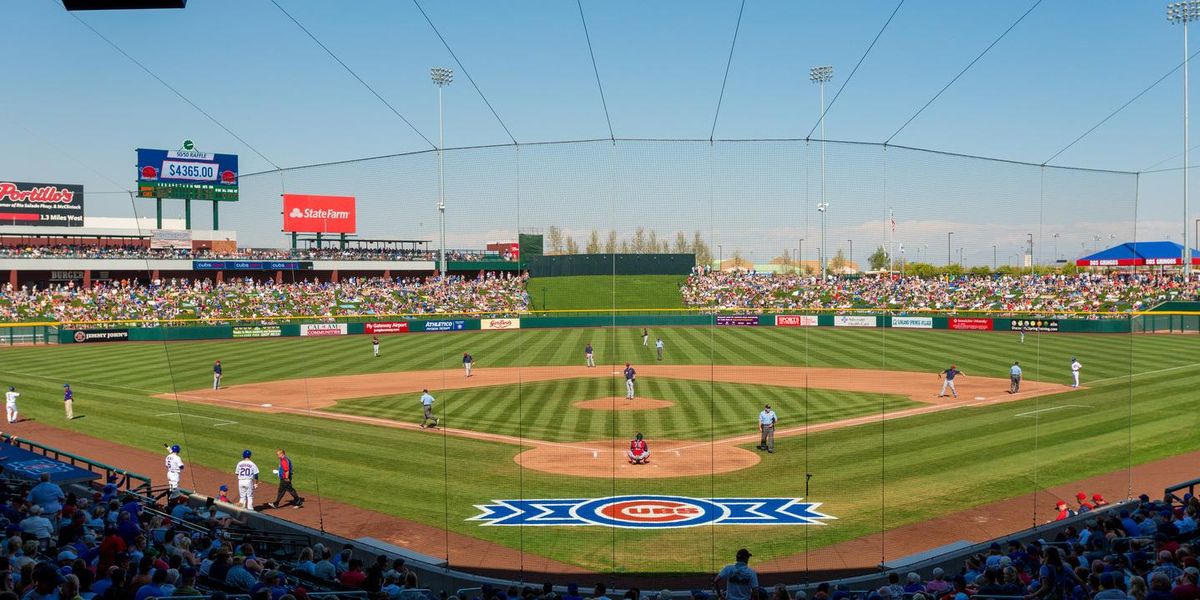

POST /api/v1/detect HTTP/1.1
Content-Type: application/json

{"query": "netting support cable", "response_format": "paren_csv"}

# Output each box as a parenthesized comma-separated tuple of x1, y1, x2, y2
(61, 7, 281, 170)
(268, 0, 436, 150)
(884, 0, 1043, 144)
(805, 0, 905, 140)
(412, 0, 519, 145)
(576, 0, 615, 142)
(709, 0, 747, 143)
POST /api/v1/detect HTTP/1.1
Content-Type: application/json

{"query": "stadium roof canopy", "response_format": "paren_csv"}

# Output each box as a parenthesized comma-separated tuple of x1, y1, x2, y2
(1076, 241, 1200, 267)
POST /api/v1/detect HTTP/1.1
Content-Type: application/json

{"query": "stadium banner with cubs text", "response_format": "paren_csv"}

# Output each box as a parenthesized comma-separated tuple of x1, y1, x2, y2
(949, 317, 994, 331)
(365, 321, 409, 334)
(891, 316, 934, 329)
(137, 147, 238, 201)
(833, 315, 878, 327)
(299, 323, 348, 337)
(282, 194, 357, 234)
(775, 315, 818, 327)
(232, 326, 281, 338)
(0, 181, 85, 227)
(481, 318, 521, 331)
(1010, 319, 1059, 333)
(69, 329, 129, 343)
(716, 315, 760, 326)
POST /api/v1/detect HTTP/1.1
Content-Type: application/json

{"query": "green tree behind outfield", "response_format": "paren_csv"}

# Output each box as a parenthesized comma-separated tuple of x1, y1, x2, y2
(829, 249, 849, 272)
(868, 246, 889, 271)
(565, 236, 579, 254)
(586, 230, 601, 254)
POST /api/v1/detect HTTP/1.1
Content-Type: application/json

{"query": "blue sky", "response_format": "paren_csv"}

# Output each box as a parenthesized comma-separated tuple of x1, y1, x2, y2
(0, 1, 1196, 264)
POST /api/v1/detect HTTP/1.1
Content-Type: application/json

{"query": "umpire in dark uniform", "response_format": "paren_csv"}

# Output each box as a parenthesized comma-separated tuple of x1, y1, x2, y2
(268, 448, 304, 509)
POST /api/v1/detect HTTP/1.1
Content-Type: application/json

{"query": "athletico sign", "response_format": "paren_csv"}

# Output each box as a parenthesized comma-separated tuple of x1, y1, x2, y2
(481, 318, 520, 330)
(365, 322, 409, 334)
(471, 495, 835, 529)
(0, 182, 85, 227)
(282, 194, 357, 234)
(420, 320, 466, 332)
(300, 323, 347, 337)
(775, 315, 818, 327)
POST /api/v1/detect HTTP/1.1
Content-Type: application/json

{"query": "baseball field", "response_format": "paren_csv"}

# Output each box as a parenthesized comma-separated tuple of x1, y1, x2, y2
(0, 322, 1196, 577)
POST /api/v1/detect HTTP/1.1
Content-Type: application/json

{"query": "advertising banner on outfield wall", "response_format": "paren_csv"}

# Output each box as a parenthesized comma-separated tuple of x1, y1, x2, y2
(0, 181, 85, 227)
(365, 322, 409, 334)
(833, 315, 877, 327)
(420, 320, 467, 332)
(232, 326, 281, 338)
(716, 315, 760, 326)
(71, 329, 129, 343)
(775, 315, 819, 327)
(892, 316, 934, 329)
(949, 318, 993, 331)
(481, 318, 521, 330)
(300, 323, 348, 337)
(1011, 319, 1059, 332)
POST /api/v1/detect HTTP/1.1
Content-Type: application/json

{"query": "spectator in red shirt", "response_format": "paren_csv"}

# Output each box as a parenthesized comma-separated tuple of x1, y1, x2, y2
(1174, 568, 1200, 600)
(1054, 501, 1073, 521)
(339, 558, 367, 589)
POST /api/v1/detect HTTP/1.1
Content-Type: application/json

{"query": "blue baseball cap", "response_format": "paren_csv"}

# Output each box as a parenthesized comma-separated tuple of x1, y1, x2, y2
(242, 450, 251, 458)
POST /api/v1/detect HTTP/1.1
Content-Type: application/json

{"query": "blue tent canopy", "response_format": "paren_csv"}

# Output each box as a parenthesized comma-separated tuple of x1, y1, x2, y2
(1077, 241, 1200, 266)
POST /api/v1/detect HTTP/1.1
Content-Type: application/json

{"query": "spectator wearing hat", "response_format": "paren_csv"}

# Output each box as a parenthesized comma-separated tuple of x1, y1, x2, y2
(1092, 493, 1109, 508)
(1054, 501, 1073, 521)
(381, 570, 404, 599)
(1075, 492, 1094, 513)
(714, 549, 758, 600)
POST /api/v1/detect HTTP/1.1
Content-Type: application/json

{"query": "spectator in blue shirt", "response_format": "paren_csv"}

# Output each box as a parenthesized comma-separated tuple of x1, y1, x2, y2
(27, 474, 65, 515)
(714, 549, 758, 600)
(224, 556, 257, 591)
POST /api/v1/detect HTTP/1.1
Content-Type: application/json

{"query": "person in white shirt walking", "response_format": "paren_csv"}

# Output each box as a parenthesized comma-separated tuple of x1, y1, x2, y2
(655, 338, 664, 361)
(163, 444, 185, 492)
(235, 450, 259, 511)
(419, 389, 438, 429)
(1070, 356, 1082, 388)
(4, 387, 19, 424)
(758, 405, 778, 453)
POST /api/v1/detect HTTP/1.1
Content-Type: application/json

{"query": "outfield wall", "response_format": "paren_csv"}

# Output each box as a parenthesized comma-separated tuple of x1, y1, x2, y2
(55, 313, 1135, 343)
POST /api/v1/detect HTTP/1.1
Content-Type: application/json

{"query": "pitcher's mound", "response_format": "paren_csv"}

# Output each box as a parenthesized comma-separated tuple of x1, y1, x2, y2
(515, 440, 759, 478)
(573, 397, 674, 411)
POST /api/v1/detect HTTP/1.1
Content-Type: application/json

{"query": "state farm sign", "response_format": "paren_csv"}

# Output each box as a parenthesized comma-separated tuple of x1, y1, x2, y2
(282, 194, 356, 234)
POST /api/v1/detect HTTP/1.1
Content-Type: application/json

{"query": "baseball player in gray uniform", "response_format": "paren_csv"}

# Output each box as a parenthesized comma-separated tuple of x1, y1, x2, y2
(623, 363, 636, 399)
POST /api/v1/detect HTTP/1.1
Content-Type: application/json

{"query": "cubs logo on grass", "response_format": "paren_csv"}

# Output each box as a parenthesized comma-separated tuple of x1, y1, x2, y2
(470, 495, 835, 529)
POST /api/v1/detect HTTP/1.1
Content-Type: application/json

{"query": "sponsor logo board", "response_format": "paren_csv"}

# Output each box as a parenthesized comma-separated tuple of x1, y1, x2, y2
(949, 318, 993, 331)
(299, 323, 348, 337)
(71, 329, 129, 343)
(365, 322, 409, 334)
(232, 326, 281, 338)
(282, 194, 357, 234)
(891, 316, 933, 329)
(1011, 319, 1059, 333)
(136, 146, 238, 202)
(421, 320, 467, 332)
(481, 318, 520, 330)
(470, 495, 835, 529)
(775, 315, 819, 327)
(833, 315, 877, 327)
(0, 181, 85, 227)
(716, 315, 760, 326)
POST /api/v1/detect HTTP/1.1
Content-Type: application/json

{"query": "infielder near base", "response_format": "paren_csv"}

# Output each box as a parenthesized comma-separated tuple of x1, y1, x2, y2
(235, 449, 259, 511)
(937, 365, 963, 398)
(1070, 356, 1082, 388)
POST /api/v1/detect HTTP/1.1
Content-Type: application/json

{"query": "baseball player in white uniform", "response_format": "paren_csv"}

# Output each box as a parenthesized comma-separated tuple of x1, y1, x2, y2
(164, 444, 184, 491)
(4, 387, 19, 424)
(235, 449, 260, 511)
(1071, 356, 1082, 388)
(372, 336, 380, 358)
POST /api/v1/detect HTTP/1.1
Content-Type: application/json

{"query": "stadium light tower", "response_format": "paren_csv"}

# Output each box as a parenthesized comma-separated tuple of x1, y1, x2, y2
(1169, 2, 1200, 275)
(432, 66, 454, 278)
(811, 66, 833, 277)
(817, 202, 830, 277)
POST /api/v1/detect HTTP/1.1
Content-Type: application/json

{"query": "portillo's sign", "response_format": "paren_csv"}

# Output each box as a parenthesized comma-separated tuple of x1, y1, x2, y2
(0, 181, 85, 227)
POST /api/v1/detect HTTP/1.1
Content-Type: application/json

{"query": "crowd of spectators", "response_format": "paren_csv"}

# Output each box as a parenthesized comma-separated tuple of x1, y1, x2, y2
(0, 245, 513, 263)
(0, 273, 529, 324)
(680, 268, 1200, 314)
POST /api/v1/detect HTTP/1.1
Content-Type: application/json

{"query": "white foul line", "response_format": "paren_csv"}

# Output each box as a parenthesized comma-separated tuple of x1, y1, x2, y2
(155, 412, 239, 427)
(1013, 404, 1090, 418)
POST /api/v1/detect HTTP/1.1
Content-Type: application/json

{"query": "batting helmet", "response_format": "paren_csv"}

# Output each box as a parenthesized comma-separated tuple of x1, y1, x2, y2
(635, 432, 643, 441)
(171, 445, 181, 453)
(7, 387, 11, 391)
(242, 449, 252, 458)
(63, 383, 69, 388)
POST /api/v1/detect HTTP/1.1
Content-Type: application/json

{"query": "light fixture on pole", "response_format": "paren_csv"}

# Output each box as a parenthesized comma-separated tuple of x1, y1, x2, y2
(1052, 233, 1060, 263)
(799, 238, 805, 274)
(1169, 1, 1200, 275)
(817, 202, 829, 278)
(811, 65, 833, 278)
(1027, 233, 1034, 271)
(947, 231, 953, 266)
(431, 66, 454, 278)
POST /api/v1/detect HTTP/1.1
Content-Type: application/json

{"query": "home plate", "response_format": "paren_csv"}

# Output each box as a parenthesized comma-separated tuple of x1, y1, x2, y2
(974, 396, 985, 400)
(261, 403, 273, 407)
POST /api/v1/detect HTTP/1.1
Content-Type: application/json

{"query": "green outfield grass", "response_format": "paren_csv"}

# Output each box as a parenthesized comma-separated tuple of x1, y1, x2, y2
(0, 326, 1196, 573)
(525, 275, 686, 310)
(324, 377, 919, 442)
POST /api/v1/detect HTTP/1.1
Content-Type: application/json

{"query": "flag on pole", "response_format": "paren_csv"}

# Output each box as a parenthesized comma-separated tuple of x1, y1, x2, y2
(890, 211, 896, 233)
